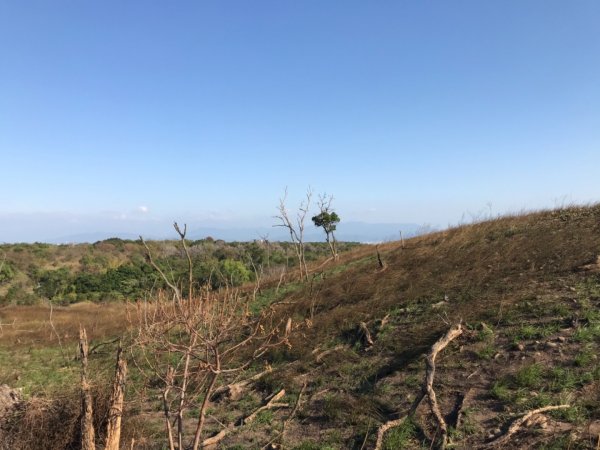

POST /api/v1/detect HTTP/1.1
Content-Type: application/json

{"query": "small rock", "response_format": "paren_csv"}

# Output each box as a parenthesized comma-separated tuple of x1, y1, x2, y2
(516, 343, 525, 351)
(557, 336, 566, 343)
(546, 342, 558, 349)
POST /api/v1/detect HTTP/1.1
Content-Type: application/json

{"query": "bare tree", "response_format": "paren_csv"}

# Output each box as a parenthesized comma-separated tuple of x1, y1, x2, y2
(274, 187, 313, 281)
(134, 224, 292, 450)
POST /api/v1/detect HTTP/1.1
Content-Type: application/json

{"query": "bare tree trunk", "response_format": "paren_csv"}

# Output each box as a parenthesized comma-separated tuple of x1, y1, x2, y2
(173, 222, 194, 302)
(331, 232, 338, 260)
(105, 344, 128, 450)
(177, 347, 193, 450)
(191, 369, 219, 450)
(79, 326, 96, 450)
(162, 367, 176, 450)
(325, 233, 336, 261)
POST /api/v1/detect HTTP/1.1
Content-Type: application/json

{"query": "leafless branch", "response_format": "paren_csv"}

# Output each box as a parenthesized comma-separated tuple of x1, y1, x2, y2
(140, 236, 182, 302)
(273, 187, 312, 281)
(484, 405, 570, 448)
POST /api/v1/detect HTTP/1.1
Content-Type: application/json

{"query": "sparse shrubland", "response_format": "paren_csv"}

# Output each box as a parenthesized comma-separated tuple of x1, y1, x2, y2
(0, 239, 360, 305)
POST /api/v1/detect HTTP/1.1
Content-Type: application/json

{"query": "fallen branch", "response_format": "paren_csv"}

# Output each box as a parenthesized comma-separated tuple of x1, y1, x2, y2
(378, 314, 390, 330)
(425, 323, 463, 450)
(211, 368, 272, 402)
(358, 314, 391, 350)
(314, 345, 345, 363)
(261, 381, 307, 449)
(484, 405, 570, 448)
(376, 415, 409, 448)
(243, 389, 288, 425)
(359, 322, 374, 349)
(375, 323, 463, 450)
(89, 337, 121, 355)
(201, 390, 289, 447)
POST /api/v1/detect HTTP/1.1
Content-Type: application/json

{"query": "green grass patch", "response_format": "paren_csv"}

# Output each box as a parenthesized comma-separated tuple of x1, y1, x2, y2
(476, 343, 496, 360)
(0, 346, 83, 396)
(515, 363, 544, 388)
(382, 417, 418, 450)
(574, 347, 596, 367)
(250, 280, 303, 314)
(490, 380, 512, 402)
(572, 324, 600, 343)
(513, 323, 560, 341)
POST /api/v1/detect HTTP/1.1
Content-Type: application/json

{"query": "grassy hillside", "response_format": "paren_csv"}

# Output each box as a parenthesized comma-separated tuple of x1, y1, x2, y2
(258, 204, 600, 449)
(1, 205, 600, 449)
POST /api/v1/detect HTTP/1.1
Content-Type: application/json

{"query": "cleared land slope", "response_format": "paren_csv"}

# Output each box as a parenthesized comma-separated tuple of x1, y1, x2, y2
(232, 204, 600, 449)
(2, 205, 600, 449)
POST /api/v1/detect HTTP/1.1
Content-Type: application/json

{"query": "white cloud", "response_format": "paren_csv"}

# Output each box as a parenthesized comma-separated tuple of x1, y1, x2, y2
(137, 206, 149, 214)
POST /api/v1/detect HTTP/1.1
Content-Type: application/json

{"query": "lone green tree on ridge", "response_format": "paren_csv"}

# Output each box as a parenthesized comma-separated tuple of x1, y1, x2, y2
(312, 194, 340, 260)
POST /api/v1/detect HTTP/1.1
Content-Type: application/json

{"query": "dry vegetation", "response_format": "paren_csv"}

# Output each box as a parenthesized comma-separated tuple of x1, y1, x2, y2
(1, 204, 600, 449)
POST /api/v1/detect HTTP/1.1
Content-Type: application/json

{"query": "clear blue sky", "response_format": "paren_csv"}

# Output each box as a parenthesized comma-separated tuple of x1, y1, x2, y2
(1, 1, 599, 241)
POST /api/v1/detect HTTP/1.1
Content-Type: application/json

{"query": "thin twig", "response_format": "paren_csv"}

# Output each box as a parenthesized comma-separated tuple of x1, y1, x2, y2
(48, 301, 68, 363)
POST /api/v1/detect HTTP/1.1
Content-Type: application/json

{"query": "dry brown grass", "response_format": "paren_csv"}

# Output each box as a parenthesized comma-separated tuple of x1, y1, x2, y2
(276, 204, 600, 355)
(0, 379, 150, 450)
(0, 302, 131, 347)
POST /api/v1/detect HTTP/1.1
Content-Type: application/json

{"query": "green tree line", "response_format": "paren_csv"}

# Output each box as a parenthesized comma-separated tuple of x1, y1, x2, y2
(0, 238, 359, 305)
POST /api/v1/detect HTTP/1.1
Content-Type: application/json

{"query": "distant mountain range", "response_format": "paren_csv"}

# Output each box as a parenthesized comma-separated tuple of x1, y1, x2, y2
(43, 222, 424, 244)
